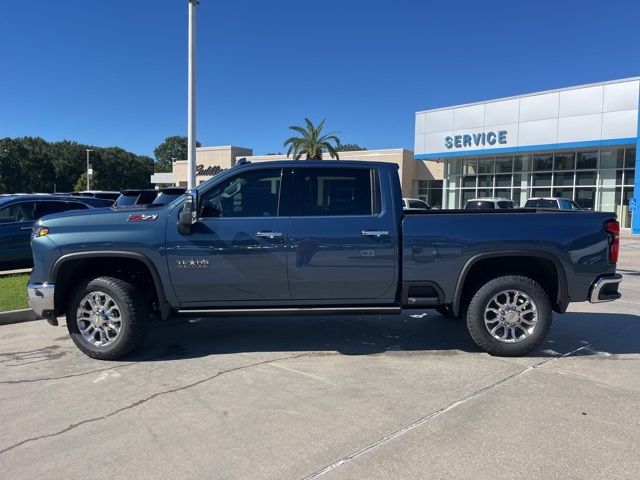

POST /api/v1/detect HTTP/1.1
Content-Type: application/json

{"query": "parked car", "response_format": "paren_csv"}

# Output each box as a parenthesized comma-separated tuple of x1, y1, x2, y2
(465, 198, 518, 209)
(151, 187, 186, 205)
(402, 198, 431, 211)
(0, 195, 112, 269)
(72, 191, 121, 203)
(524, 197, 581, 210)
(114, 189, 160, 207)
(28, 160, 621, 360)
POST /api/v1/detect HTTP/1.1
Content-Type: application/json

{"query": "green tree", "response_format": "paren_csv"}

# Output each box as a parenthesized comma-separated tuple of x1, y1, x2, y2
(153, 136, 201, 173)
(0, 137, 55, 193)
(336, 143, 367, 152)
(283, 118, 341, 160)
(49, 140, 89, 192)
(75, 147, 154, 191)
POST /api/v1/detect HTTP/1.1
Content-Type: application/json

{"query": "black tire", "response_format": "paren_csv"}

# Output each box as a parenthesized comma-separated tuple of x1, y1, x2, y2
(435, 305, 458, 319)
(465, 275, 552, 356)
(66, 276, 149, 360)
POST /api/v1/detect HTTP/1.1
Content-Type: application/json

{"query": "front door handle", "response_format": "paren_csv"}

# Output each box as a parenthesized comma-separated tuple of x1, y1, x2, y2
(362, 230, 389, 237)
(254, 231, 283, 239)
(21, 226, 33, 230)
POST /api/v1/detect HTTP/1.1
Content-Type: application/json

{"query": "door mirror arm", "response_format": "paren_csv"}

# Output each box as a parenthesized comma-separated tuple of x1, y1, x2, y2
(178, 189, 199, 235)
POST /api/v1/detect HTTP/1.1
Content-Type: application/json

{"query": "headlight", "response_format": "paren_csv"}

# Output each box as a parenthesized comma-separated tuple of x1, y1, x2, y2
(33, 227, 49, 238)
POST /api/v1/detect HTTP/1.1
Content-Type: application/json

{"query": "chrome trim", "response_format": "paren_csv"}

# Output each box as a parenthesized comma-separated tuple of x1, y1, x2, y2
(361, 230, 390, 237)
(254, 231, 283, 239)
(589, 274, 623, 303)
(178, 306, 401, 315)
(27, 283, 55, 318)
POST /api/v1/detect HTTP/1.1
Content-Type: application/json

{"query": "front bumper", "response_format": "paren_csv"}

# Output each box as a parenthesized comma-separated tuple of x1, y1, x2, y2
(589, 274, 622, 303)
(27, 283, 55, 319)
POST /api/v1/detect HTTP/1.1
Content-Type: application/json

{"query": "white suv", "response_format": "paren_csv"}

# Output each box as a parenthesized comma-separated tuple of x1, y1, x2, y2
(464, 198, 517, 210)
(402, 198, 431, 211)
(524, 197, 581, 210)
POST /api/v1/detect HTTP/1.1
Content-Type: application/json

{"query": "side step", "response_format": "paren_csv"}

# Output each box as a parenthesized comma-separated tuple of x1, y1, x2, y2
(177, 306, 401, 316)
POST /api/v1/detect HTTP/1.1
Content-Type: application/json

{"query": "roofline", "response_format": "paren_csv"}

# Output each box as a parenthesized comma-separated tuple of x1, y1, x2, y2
(416, 76, 640, 115)
(233, 159, 402, 168)
(196, 145, 253, 152)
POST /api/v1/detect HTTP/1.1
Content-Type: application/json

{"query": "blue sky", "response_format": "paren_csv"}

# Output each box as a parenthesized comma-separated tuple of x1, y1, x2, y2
(1, 0, 638, 158)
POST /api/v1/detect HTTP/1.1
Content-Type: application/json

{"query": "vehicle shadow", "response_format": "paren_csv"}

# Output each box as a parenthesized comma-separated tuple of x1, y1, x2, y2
(126, 310, 640, 362)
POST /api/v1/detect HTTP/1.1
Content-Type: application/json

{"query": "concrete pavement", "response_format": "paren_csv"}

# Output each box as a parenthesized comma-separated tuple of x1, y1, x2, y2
(0, 241, 638, 479)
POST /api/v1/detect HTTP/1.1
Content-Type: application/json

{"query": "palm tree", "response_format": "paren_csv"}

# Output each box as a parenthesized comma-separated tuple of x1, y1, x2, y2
(283, 118, 341, 160)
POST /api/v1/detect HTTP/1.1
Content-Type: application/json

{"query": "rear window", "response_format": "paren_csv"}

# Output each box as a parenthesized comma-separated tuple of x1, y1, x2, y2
(525, 199, 558, 209)
(466, 201, 495, 209)
(497, 201, 516, 209)
(293, 168, 380, 216)
(138, 191, 158, 205)
(115, 194, 139, 207)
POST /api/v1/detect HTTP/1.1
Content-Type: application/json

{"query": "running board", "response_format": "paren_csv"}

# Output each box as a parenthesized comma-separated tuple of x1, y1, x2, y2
(177, 306, 401, 316)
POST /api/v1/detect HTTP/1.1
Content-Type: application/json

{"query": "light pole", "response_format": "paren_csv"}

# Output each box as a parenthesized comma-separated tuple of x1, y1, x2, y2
(187, 0, 199, 190)
(86, 149, 93, 190)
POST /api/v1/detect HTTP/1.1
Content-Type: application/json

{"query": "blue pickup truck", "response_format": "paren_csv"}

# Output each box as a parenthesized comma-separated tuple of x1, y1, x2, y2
(27, 160, 622, 360)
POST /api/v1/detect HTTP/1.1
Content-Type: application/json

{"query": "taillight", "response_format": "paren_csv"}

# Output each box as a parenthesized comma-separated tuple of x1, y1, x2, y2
(605, 219, 620, 264)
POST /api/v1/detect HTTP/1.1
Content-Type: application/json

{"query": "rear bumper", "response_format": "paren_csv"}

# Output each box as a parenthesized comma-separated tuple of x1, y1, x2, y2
(589, 274, 622, 303)
(27, 283, 55, 319)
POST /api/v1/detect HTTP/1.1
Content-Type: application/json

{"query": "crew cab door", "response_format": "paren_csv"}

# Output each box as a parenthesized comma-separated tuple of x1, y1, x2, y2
(165, 167, 291, 305)
(287, 166, 398, 303)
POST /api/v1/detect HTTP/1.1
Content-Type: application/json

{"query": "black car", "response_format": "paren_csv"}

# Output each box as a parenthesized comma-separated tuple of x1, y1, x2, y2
(0, 195, 113, 269)
(114, 188, 186, 207)
(71, 191, 121, 203)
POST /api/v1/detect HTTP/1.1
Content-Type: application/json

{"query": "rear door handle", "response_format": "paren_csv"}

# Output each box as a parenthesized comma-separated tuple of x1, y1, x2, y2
(362, 230, 389, 237)
(254, 231, 283, 239)
(21, 226, 33, 230)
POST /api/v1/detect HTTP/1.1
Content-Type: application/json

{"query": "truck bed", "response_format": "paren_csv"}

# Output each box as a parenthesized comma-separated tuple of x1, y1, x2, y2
(401, 210, 616, 308)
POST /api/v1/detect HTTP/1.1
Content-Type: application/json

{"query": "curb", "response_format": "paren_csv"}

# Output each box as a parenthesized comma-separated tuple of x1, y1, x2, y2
(0, 309, 40, 325)
(0, 269, 31, 277)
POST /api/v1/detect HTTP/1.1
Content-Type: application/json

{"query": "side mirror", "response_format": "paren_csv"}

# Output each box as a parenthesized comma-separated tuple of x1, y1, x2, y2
(178, 189, 198, 235)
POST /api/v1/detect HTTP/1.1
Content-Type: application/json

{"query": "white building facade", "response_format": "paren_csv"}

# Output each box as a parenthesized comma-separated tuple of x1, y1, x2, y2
(414, 77, 639, 233)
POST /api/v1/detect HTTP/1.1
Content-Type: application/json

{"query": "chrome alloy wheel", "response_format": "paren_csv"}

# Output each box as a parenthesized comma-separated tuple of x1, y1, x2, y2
(483, 290, 538, 343)
(76, 291, 122, 347)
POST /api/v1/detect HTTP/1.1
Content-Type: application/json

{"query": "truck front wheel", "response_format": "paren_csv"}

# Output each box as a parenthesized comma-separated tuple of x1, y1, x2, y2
(66, 276, 150, 360)
(465, 275, 552, 356)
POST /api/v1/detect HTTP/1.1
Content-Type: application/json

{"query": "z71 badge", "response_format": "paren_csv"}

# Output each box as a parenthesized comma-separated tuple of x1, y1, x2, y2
(176, 259, 210, 269)
(127, 214, 158, 222)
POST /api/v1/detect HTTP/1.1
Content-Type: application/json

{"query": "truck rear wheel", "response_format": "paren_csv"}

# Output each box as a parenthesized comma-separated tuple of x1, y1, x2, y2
(465, 275, 552, 356)
(66, 276, 149, 360)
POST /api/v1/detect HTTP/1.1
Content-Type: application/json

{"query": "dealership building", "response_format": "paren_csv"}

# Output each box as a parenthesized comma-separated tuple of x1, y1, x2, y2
(151, 77, 638, 233)
(415, 77, 639, 230)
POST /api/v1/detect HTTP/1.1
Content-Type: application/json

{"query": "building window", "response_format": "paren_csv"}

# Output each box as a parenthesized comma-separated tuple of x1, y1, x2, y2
(577, 151, 598, 170)
(414, 180, 443, 209)
(443, 145, 636, 216)
(533, 154, 553, 171)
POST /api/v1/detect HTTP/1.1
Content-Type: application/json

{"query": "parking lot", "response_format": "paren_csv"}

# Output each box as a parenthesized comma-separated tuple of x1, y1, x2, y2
(0, 241, 638, 479)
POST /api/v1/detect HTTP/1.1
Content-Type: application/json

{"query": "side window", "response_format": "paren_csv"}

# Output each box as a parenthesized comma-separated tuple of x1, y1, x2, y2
(497, 201, 515, 209)
(409, 200, 427, 209)
(200, 169, 283, 218)
(35, 201, 88, 218)
(0, 202, 36, 222)
(293, 168, 381, 216)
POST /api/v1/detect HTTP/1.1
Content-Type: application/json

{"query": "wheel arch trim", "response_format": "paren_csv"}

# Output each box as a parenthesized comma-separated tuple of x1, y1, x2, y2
(51, 251, 170, 318)
(452, 250, 569, 317)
